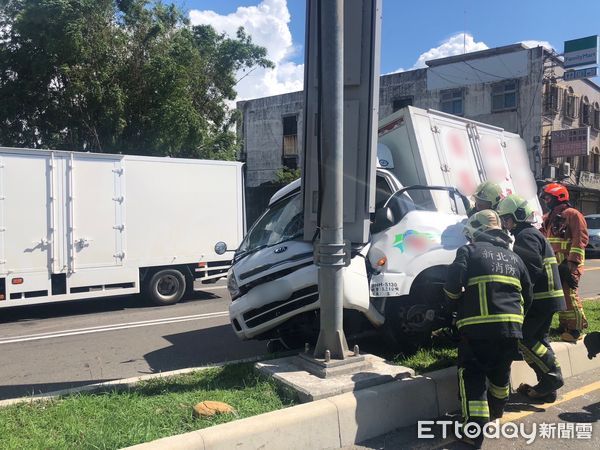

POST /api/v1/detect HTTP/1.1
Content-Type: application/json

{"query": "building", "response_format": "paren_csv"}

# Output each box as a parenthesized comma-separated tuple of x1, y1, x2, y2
(237, 44, 600, 214)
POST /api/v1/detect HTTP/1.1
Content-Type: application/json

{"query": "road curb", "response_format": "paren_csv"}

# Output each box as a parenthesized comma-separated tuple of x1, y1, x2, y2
(126, 339, 600, 450)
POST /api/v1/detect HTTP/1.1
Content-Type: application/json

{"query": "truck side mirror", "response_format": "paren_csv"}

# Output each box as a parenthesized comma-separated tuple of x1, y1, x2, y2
(372, 206, 396, 233)
(214, 241, 228, 255)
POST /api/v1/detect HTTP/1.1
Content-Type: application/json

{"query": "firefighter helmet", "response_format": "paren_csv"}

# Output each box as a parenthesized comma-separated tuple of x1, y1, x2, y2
(464, 209, 502, 241)
(542, 183, 569, 202)
(496, 194, 535, 223)
(473, 181, 503, 208)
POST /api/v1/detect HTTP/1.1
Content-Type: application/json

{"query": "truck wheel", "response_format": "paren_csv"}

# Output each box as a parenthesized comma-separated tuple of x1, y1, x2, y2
(382, 299, 433, 353)
(146, 269, 186, 306)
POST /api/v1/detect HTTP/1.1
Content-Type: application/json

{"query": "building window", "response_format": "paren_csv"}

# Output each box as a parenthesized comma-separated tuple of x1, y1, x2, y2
(491, 80, 518, 112)
(564, 87, 577, 119)
(440, 89, 464, 115)
(282, 115, 298, 169)
(594, 151, 600, 173)
(581, 96, 591, 126)
(392, 96, 413, 112)
(593, 103, 600, 130)
(543, 82, 559, 115)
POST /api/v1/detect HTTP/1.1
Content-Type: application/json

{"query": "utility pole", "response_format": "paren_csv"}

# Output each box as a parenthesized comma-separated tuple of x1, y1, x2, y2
(312, 0, 348, 360)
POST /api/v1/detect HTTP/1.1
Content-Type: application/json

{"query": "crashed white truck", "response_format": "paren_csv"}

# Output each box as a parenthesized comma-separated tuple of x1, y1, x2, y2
(224, 106, 542, 349)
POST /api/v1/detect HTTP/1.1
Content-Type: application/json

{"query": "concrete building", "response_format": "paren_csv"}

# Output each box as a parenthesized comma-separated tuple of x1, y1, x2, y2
(237, 43, 600, 214)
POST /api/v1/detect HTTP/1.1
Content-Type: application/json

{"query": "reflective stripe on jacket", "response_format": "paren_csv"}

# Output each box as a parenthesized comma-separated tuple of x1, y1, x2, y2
(542, 204, 589, 265)
(443, 234, 533, 339)
(511, 224, 565, 313)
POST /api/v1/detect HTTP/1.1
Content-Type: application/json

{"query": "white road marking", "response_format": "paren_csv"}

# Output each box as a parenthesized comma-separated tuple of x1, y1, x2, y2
(194, 285, 228, 292)
(0, 311, 230, 345)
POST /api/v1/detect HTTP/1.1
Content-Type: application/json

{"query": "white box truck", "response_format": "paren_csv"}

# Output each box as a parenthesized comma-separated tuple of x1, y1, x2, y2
(0, 147, 245, 308)
(224, 106, 542, 349)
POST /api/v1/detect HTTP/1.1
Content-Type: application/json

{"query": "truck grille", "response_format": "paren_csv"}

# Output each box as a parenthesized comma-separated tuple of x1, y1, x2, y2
(243, 285, 319, 328)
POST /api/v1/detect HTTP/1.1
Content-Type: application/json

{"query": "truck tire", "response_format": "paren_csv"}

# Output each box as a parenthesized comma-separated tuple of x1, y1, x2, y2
(146, 269, 187, 306)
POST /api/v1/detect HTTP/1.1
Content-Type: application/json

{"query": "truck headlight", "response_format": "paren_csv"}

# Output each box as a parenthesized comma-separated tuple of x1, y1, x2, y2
(227, 272, 240, 300)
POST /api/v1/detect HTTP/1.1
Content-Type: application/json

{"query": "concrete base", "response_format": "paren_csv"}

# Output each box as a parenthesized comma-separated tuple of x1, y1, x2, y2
(296, 351, 372, 378)
(256, 353, 414, 403)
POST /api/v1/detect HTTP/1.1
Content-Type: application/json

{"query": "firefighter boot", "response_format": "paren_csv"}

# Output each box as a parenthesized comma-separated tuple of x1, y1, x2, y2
(518, 366, 563, 403)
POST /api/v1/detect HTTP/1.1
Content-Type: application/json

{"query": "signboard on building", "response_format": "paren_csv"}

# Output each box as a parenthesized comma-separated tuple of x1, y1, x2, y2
(564, 35, 599, 69)
(579, 171, 600, 191)
(564, 66, 598, 81)
(550, 127, 590, 158)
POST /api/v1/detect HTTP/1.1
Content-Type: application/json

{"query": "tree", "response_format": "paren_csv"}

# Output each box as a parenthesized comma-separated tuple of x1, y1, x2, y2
(0, 0, 273, 159)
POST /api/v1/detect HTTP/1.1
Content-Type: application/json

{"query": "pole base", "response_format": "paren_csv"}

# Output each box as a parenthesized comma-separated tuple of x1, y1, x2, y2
(313, 329, 349, 360)
(297, 351, 371, 379)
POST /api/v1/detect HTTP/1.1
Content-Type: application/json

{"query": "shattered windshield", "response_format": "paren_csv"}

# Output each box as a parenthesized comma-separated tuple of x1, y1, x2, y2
(237, 192, 304, 256)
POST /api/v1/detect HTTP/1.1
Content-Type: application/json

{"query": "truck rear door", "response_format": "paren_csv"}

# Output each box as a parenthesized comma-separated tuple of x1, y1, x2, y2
(0, 152, 50, 276)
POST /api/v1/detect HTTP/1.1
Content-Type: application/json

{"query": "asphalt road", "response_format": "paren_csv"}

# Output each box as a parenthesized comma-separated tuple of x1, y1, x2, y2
(0, 281, 266, 400)
(0, 259, 598, 402)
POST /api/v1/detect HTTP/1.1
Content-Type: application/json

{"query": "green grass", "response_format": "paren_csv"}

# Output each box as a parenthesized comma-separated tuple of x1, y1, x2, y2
(0, 363, 297, 450)
(394, 298, 600, 374)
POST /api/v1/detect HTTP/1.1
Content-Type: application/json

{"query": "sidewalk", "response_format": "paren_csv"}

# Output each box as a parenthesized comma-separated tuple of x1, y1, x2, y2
(127, 339, 600, 450)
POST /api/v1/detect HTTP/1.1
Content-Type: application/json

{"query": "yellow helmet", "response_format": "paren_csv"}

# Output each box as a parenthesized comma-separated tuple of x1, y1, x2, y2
(496, 194, 535, 223)
(464, 209, 502, 241)
(473, 181, 503, 209)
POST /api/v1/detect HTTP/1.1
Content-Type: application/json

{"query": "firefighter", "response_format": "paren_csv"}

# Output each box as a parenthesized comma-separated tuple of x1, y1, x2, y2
(444, 210, 533, 447)
(497, 194, 565, 402)
(468, 181, 503, 216)
(540, 183, 589, 342)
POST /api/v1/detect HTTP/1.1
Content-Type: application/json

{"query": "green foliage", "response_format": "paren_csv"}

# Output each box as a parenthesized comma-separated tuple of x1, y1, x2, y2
(0, 0, 273, 159)
(274, 167, 301, 185)
(0, 363, 297, 449)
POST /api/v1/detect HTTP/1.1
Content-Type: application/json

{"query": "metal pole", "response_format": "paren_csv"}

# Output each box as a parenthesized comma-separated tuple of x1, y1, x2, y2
(313, 0, 348, 360)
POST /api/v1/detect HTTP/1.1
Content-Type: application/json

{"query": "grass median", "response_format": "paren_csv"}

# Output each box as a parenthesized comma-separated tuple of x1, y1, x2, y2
(393, 297, 600, 374)
(0, 363, 297, 450)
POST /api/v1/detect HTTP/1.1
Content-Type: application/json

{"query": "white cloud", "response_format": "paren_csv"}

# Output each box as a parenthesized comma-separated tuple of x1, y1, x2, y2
(520, 40, 555, 51)
(384, 33, 488, 75)
(411, 33, 489, 69)
(189, 0, 303, 101)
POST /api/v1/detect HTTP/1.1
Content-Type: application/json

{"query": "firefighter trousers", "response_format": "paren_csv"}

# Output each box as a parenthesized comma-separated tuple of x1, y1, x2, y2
(457, 338, 518, 426)
(519, 308, 563, 388)
(558, 266, 588, 332)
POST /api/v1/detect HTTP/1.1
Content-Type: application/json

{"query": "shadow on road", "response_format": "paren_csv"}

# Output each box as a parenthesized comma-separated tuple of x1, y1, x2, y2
(0, 379, 116, 401)
(143, 323, 267, 373)
(0, 290, 221, 324)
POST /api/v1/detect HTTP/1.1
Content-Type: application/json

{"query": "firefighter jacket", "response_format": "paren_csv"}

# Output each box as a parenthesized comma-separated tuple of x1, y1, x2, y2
(510, 223, 565, 314)
(541, 203, 589, 265)
(444, 230, 533, 339)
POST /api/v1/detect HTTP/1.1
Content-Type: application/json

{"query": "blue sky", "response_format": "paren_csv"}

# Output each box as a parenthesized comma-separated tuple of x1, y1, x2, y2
(180, 0, 600, 100)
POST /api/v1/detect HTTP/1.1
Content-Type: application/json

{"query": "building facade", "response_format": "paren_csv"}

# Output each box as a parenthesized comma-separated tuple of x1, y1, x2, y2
(237, 44, 600, 213)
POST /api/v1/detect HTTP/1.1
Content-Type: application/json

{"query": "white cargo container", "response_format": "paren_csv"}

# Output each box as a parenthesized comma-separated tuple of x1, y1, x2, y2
(0, 147, 245, 308)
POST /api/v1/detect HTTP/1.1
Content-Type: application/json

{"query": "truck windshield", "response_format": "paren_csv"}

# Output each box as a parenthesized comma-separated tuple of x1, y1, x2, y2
(237, 192, 303, 257)
(384, 185, 469, 221)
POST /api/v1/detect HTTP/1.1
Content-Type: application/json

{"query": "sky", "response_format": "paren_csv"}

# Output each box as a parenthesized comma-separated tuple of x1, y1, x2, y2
(180, 0, 600, 101)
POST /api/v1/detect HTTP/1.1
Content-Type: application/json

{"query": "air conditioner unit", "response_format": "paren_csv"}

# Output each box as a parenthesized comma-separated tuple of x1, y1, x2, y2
(542, 165, 557, 179)
(560, 162, 571, 179)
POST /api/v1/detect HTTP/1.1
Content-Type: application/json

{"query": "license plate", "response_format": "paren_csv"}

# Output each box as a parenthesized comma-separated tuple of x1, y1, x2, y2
(370, 281, 401, 297)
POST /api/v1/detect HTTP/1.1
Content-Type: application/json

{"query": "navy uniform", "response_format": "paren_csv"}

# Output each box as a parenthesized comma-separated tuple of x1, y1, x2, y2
(444, 210, 533, 444)
(497, 194, 565, 402)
